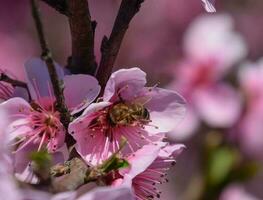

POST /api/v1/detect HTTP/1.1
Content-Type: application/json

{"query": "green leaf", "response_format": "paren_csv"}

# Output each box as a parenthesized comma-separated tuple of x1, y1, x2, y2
(30, 150, 52, 167)
(232, 161, 260, 182)
(207, 147, 238, 186)
(101, 157, 130, 173)
(29, 150, 52, 180)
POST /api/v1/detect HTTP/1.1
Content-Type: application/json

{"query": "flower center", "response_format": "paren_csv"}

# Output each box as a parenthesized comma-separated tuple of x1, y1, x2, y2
(31, 106, 60, 134)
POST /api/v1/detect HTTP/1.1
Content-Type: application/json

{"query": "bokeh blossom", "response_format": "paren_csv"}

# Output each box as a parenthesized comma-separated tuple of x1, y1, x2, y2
(168, 14, 247, 140)
(220, 184, 260, 200)
(235, 59, 263, 159)
(69, 68, 186, 165)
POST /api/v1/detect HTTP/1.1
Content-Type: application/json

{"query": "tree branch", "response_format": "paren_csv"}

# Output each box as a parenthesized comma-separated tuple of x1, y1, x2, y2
(96, 0, 144, 90)
(67, 0, 97, 75)
(40, 0, 69, 16)
(30, 0, 74, 146)
(52, 158, 89, 192)
(0, 73, 27, 88)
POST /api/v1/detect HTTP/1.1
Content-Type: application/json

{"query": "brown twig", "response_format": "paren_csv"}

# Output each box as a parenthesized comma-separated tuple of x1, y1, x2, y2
(67, 0, 97, 75)
(0, 73, 27, 88)
(52, 158, 89, 192)
(40, 0, 69, 16)
(96, 0, 144, 90)
(0, 73, 31, 100)
(30, 0, 74, 146)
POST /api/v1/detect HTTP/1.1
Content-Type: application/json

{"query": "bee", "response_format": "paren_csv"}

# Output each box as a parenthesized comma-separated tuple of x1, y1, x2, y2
(108, 102, 150, 126)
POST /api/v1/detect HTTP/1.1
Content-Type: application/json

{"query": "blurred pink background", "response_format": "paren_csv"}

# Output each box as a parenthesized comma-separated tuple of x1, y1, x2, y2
(1, 0, 263, 199)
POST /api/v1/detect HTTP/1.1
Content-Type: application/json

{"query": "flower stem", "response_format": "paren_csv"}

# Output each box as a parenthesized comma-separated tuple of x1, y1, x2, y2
(30, 0, 74, 146)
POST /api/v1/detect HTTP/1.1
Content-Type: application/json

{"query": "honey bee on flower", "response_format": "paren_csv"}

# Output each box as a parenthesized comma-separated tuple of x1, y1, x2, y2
(69, 68, 186, 165)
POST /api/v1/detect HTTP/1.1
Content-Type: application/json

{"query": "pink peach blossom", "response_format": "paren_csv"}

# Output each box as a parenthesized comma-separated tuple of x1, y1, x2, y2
(114, 143, 185, 200)
(69, 68, 186, 165)
(2, 58, 100, 153)
(1, 58, 100, 182)
(169, 15, 246, 140)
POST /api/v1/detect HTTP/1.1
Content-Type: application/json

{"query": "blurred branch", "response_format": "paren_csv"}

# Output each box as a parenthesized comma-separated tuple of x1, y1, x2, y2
(52, 158, 89, 192)
(96, 0, 144, 90)
(0, 73, 27, 88)
(67, 0, 97, 75)
(30, 0, 74, 146)
(40, 0, 69, 16)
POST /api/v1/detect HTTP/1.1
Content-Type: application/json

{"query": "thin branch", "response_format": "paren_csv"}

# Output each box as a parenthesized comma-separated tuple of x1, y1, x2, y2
(67, 0, 97, 75)
(0, 73, 27, 88)
(40, 0, 69, 16)
(52, 158, 89, 192)
(30, 0, 74, 146)
(96, 0, 144, 90)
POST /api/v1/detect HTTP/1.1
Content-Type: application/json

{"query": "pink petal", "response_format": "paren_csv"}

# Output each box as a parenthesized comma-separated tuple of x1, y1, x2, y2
(239, 101, 263, 159)
(0, 146, 21, 200)
(12, 87, 30, 101)
(68, 102, 112, 165)
(21, 189, 52, 200)
(52, 144, 69, 164)
(167, 107, 200, 141)
(201, 0, 216, 13)
(24, 57, 64, 100)
(103, 68, 146, 102)
(184, 15, 247, 71)
(69, 102, 111, 133)
(0, 97, 31, 116)
(158, 144, 186, 158)
(21, 190, 76, 200)
(238, 59, 263, 99)
(15, 164, 39, 184)
(14, 143, 39, 175)
(51, 192, 76, 200)
(47, 128, 66, 153)
(124, 145, 161, 178)
(193, 84, 242, 128)
(220, 184, 260, 200)
(63, 74, 101, 115)
(77, 186, 134, 200)
(144, 87, 186, 134)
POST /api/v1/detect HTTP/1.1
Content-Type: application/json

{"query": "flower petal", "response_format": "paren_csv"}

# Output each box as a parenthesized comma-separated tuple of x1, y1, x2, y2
(201, 0, 216, 13)
(144, 87, 186, 134)
(24, 57, 64, 100)
(0, 97, 31, 117)
(184, 14, 247, 71)
(167, 107, 200, 141)
(77, 186, 134, 200)
(193, 84, 242, 128)
(239, 101, 263, 159)
(159, 144, 186, 158)
(12, 87, 30, 101)
(103, 68, 146, 102)
(220, 184, 260, 200)
(124, 144, 161, 178)
(238, 59, 263, 99)
(64, 74, 101, 115)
